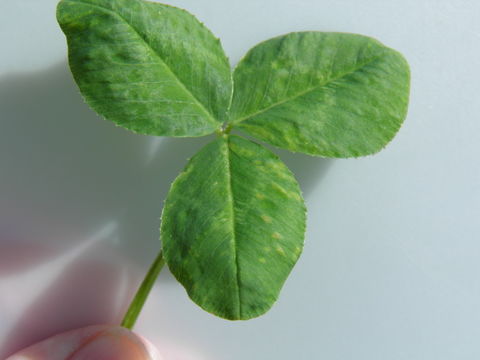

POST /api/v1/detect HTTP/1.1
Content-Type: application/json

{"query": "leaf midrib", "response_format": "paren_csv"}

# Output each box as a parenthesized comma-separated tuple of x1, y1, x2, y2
(231, 53, 385, 125)
(223, 137, 242, 319)
(67, 0, 219, 127)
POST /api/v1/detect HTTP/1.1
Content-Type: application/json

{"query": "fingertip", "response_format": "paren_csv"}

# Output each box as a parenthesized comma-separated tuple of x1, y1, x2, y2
(6, 325, 161, 360)
(69, 327, 151, 360)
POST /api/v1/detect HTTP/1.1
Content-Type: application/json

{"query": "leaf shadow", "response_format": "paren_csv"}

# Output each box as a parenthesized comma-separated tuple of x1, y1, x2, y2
(0, 60, 211, 356)
(0, 59, 213, 274)
(0, 59, 331, 356)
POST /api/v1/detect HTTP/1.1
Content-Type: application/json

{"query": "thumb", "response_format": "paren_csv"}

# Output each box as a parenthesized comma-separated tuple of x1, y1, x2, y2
(6, 325, 162, 360)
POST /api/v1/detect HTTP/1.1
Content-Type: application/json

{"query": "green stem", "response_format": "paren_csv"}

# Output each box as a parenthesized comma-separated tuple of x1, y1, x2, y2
(121, 250, 165, 329)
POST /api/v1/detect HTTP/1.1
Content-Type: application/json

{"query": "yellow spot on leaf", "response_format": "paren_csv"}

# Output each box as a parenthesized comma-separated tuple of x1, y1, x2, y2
(289, 191, 302, 201)
(261, 215, 272, 223)
(276, 246, 286, 256)
(272, 183, 288, 197)
(272, 232, 282, 239)
(256, 193, 265, 200)
(259, 257, 267, 263)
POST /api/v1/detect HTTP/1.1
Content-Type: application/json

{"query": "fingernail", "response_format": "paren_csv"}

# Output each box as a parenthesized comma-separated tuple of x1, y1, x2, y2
(70, 327, 151, 360)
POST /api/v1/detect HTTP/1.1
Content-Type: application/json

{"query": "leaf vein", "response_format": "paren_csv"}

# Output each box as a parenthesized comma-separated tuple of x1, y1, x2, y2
(232, 53, 385, 124)
(223, 138, 242, 319)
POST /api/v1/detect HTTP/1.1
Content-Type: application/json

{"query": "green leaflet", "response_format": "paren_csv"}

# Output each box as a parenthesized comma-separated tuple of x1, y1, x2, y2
(57, 0, 231, 137)
(161, 135, 306, 320)
(229, 32, 410, 157)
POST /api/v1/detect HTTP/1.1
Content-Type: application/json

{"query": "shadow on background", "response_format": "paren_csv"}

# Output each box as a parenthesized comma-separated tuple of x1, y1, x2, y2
(0, 60, 331, 357)
(0, 243, 127, 358)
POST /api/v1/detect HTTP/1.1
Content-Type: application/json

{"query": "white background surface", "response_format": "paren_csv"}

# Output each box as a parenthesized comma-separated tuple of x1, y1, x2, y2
(1, 0, 479, 359)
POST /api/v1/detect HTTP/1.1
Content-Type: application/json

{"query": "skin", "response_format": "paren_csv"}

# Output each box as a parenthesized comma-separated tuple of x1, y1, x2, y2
(6, 325, 162, 360)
